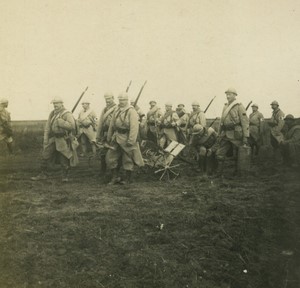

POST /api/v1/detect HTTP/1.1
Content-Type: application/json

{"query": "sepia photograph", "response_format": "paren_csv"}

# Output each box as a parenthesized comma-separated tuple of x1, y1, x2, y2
(0, 0, 299, 287)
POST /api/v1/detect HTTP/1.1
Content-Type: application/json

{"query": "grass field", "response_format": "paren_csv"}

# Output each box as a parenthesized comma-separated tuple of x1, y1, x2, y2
(0, 148, 299, 288)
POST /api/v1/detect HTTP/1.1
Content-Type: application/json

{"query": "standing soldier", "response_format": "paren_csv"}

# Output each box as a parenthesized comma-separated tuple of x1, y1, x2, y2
(268, 100, 285, 158)
(77, 100, 97, 157)
(190, 124, 218, 175)
(0, 98, 14, 155)
(157, 102, 179, 149)
(31, 97, 78, 182)
(215, 88, 249, 176)
(146, 100, 162, 144)
(280, 114, 300, 168)
(106, 92, 144, 184)
(176, 104, 189, 144)
(249, 103, 264, 156)
(130, 98, 146, 141)
(96, 92, 117, 173)
(187, 101, 206, 142)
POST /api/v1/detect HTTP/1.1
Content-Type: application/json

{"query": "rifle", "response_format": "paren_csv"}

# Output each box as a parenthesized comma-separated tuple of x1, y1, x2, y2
(204, 96, 216, 113)
(71, 86, 89, 113)
(126, 80, 132, 93)
(209, 117, 220, 128)
(245, 101, 253, 111)
(133, 80, 147, 107)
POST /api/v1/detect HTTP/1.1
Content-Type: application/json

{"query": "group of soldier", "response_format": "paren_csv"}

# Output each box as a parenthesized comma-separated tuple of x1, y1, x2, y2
(0, 87, 299, 184)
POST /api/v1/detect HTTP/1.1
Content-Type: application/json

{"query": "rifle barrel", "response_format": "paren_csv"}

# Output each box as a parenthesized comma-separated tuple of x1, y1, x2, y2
(71, 86, 89, 113)
(204, 96, 216, 113)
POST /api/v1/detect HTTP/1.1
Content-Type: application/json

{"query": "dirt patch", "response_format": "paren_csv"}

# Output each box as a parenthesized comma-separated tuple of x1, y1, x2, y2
(0, 152, 299, 288)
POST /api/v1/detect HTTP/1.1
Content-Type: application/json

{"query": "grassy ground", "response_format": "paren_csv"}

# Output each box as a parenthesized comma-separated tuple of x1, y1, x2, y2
(0, 148, 299, 288)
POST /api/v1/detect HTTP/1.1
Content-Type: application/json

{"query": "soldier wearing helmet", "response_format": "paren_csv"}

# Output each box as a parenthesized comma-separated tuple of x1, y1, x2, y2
(176, 104, 189, 143)
(280, 114, 300, 168)
(77, 99, 98, 157)
(96, 92, 117, 173)
(215, 88, 249, 177)
(186, 101, 206, 141)
(146, 100, 162, 144)
(0, 98, 14, 155)
(157, 102, 179, 148)
(190, 124, 218, 175)
(106, 92, 144, 184)
(268, 100, 285, 153)
(31, 96, 78, 182)
(249, 103, 264, 156)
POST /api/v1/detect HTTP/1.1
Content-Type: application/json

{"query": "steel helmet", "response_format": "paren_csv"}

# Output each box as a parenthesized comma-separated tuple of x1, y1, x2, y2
(0, 98, 8, 105)
(284, 114, 294, 120)
(149, 100, 157, 105)
(251, 103, 258, 108)
(225, 88, 238, 95)
(165, 102, 172, 106)
(104, 92, 114, 99)
(51, 96, 64, 103)
(192, 124, 204, 135)
(82, 99, 90, 104)
(118, 92, 129, 100)
(192, 101, 200, 106)
(270, 100, 279, 106)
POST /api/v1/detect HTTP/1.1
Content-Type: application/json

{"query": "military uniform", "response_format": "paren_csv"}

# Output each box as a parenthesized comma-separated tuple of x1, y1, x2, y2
(191, 125, 218, 174)
(269, 107, 285, 148)
(0, 99, 13, 154)
(158, 107, 179, 148)
(77, 106, 97, 155)
(176, 108, 189, 144)
(146, 102, 162, 143)
(187, 108, 206, 139)
(106, 96, 144, 183)
(97, 102, 117, 143)
(280, 115, 300, 167)
(32, 98, 78, 181)
(249, 105, 264, 155)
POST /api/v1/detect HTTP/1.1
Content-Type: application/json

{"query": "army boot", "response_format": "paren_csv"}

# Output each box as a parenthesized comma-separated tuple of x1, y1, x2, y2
(197, 156, 206, 174)
(120, 170, 132, 185)
(108, 169, 120, 185)
(31, 171, 48, 181)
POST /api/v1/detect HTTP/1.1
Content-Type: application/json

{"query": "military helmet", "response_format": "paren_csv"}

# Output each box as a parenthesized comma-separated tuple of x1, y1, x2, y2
(82, 99, 90, 104)
(51, 96, 63, 103)
(270, 100, 279, 106)
(104, 92, 114, 99)
(192, 124, 204, 135)
(192, 101, 200, 106)
(251, 103, 258, 108)
(118, 92, 129, 100)
(225, 88, 238, 95)
(0, 98, 9, 105)
(165, 102, 172, 107)
(149, 100, 157, 105)
(177, 103, 185, 108)
(284, 114, 294, 120)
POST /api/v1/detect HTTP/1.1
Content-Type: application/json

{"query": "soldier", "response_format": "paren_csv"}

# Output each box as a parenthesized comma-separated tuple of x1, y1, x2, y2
(176, 104, 189, 144)
(106, 92, 144, 184)
(249, 103, 264, 156)
(130, 98, 145, 122)
(157, 102, 179, 149)
(130, 98, 146, 141)
(146, 100, 162, 144)
(77, 100, 97, 157)
(268, 100, 285, 156)
(187, 101, 206, 141)
(215, 88, 249, 176)
(0, 98, 14, 155)
(190, 124, 218, 175)
(31, 97, 78, 182)
(96, 92, 117, 173)
(280, 114, 300, 168)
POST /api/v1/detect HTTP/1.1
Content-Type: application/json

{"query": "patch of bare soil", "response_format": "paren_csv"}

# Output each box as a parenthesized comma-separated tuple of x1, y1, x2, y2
(0, 151, 299, 288)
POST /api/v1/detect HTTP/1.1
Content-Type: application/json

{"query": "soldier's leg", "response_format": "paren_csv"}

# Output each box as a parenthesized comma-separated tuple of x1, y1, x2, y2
(80, 134, 88, 155)
(121, 150, 134, 184)
(31, 142, 56, 180)
(106, 146, 122, 184)
(59, 153, 71, 182)
(5, 137, 14, 155)
(215, 139, 232, 177)
(198, 146, 207, 173)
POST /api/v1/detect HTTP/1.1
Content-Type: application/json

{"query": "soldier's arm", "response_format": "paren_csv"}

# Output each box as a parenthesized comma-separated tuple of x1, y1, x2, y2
(60, 112, 76, 131)
(171, 112, 179, 126)
(199, 112, 207, 127)
(238, 105, 250, 138)
(106, 111, 116, 143)
(277, 112, 285, 132)
(128, 109, 139, 145)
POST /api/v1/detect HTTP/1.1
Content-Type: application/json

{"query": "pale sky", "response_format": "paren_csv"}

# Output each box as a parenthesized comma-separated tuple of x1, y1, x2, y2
(1, 0, 300, 120)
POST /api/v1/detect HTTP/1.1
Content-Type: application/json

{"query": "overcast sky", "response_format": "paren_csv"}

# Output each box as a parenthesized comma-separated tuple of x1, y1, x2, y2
(1, 0, 300, 120)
